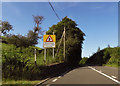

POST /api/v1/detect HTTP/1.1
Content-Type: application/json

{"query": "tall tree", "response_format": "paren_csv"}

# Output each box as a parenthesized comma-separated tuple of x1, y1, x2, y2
(47, 16, 85, 65)
(33, 15, 44, 33)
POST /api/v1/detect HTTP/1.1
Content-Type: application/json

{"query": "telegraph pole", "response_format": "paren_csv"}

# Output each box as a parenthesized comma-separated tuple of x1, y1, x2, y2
(53, 32, 55, 58)
(63, 27, 65, 60)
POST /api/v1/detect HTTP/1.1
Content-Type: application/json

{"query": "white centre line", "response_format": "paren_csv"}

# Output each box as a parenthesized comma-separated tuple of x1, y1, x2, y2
(88, 66, 120, 84)
(52, 78, 58, 82)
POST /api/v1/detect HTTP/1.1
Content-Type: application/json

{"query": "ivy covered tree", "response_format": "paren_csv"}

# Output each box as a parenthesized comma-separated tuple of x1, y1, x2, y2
(47, 16, 85, 65)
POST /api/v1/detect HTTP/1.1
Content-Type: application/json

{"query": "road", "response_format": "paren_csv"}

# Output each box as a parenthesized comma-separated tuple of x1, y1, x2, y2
(38, 66, 120, 86)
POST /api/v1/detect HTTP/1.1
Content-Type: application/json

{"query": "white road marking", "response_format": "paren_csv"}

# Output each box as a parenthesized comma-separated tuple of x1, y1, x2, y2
(88, 66, 120, 84)
(58, 76, 61, 78)
(52, 78, 58, 82)
(111, 76, 117, 79)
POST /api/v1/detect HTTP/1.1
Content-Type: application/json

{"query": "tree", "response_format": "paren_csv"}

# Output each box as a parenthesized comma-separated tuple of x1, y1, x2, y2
(47, 16, 85, 65)
(33, 15, 43, 32)
(97, 46, 100, 52)
(107, 44, 110, 48)
(5, 34, 28, 47)
(80, 57, 88, 64)
(2, 21, 13, 35)
(33, 15, 44, 40)
(27, 30, 39, 46)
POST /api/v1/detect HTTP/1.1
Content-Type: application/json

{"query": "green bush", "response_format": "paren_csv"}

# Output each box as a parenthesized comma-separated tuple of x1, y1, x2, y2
(79, 57, 88, 64)
(2, 43, 60, 80)
(2, 30, 39, 47)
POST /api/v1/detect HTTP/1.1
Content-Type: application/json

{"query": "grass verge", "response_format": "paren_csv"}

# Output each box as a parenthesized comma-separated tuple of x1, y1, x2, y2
(2, 79, 42, 85)
(103, 64, 119, 68)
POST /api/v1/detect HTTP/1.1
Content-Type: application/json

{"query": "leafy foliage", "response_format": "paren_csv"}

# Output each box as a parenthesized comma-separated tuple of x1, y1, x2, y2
(2, 30, 39, 47)
(2, 21, 13, 35)
(2, 43, 60, 80)
(2, 43, 38, 80)
(86, 47, 120, 66)
(47, 16, 85, 65)
(27, 30, 39, 46)
(79, 57, 88, 64)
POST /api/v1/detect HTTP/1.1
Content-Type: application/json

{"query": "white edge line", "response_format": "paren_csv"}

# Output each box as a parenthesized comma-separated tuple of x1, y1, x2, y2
(58, 76, 61, 78)
(52, 78, 58, 82)
(88, 66, 120, 84)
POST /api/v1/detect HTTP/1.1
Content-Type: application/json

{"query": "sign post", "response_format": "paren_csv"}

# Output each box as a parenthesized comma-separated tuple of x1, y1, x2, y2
(44, 32, 46, 64)
(64, 27, 65, 60)
(44, 47, 46, 63)
(53, 32, 54, 58)
(35, 48, 36, 64)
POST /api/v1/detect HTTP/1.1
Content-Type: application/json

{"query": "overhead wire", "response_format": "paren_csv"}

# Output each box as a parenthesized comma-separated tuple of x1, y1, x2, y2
(48, 0, 61, 22)
(48, 0, 65, 58)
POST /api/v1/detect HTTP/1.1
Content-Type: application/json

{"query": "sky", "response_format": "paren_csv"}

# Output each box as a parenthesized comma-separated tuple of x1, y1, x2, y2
(2, 2, 118, 58)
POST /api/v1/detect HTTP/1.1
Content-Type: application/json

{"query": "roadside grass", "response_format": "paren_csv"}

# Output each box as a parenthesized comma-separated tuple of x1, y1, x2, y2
(103, 64, 119, 68)
(2, 79, 42, 85)
(32, 52, 58, 66)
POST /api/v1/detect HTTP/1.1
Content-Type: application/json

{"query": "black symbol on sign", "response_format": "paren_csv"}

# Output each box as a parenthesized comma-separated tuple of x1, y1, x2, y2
(46, 35, 53, 42)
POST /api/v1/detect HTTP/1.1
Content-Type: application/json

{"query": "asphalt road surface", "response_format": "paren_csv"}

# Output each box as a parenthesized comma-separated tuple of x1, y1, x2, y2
(38, 66, 120, 86)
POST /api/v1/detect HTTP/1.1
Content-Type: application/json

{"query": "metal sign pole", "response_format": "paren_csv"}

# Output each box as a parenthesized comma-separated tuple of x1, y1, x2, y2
(53, 32, 54, 58)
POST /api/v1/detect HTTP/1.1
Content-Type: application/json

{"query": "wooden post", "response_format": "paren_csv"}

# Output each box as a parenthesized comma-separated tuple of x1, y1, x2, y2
(53, 32, 54, 58)
(64, 27, 65, 60)
(44, 32, 46, 64)
(44, 48, 46, 63)
(35, 48, 36, 64)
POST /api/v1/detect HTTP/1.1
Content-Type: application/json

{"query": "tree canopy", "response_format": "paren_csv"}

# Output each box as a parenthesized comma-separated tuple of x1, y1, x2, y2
(2, 15, 44, 47)
(2, 21, 13, 35)
(86, 47, 120, 66)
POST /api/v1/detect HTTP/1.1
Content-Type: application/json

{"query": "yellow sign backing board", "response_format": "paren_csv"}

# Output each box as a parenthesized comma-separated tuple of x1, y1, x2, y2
(43, 35, 56, 48)
(43, 35, 56, 42)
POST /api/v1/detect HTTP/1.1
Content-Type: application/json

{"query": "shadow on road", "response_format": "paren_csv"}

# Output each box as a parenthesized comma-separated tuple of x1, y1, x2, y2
(38, 63, 92, 80)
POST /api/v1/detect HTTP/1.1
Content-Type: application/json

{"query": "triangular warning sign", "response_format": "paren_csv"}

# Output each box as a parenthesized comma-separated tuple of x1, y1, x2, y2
(46, 35, 53, 42)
